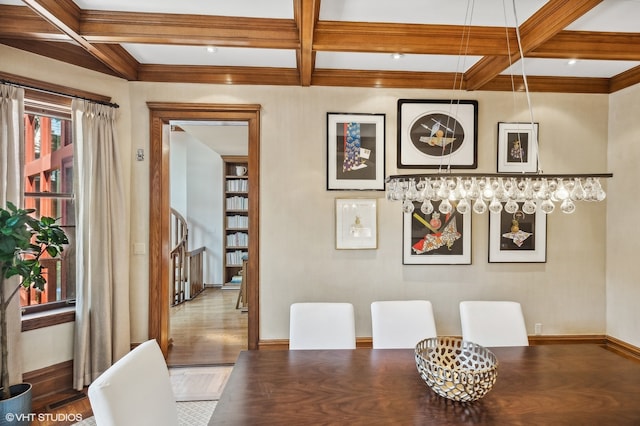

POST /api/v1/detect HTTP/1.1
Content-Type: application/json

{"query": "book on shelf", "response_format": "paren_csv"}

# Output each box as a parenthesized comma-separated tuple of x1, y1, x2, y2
(227, 232, 249, 246)
(226, 215, 248, 228)
(226, 179, 249, 192)
(226, 196, 249, 210)
(226, 250, 248, 265)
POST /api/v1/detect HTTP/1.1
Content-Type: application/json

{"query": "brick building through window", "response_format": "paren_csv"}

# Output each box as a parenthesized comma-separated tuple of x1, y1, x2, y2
(21, 105, 75, 312)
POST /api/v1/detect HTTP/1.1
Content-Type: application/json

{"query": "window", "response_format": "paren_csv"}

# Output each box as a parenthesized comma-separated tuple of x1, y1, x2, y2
(20, 97, 76, 314)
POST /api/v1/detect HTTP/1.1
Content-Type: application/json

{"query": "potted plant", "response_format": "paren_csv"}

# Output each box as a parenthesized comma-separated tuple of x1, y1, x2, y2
(0, 202, 68, 419)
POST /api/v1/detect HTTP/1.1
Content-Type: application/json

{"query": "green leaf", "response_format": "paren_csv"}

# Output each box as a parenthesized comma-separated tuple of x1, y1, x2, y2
(0, 236, 17, 254)
(1, 203, 69, 295)
(5, 215, 21, 227)
(41, 216, 55, 226)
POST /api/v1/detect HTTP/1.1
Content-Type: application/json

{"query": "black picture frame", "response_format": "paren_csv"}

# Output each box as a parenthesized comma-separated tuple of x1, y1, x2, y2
(497, 122, 539, 173)
(488, 204, 547, 263)
(327, 112, 386, 190)
(397, 99, 478, 169)
(402, 201, 472, 265)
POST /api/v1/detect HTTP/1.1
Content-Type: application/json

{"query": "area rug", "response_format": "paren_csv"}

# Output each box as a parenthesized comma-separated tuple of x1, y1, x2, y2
(73, 366, 231, 425)
(73, 401, 217, 426)
(169, 365, 233, 401)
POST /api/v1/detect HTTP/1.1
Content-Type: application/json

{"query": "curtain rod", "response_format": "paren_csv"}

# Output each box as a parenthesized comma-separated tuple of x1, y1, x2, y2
(1, 78, 119, 109)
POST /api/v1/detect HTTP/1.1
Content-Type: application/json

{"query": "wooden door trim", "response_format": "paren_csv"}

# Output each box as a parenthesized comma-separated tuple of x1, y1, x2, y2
(148, 102, 261, 355)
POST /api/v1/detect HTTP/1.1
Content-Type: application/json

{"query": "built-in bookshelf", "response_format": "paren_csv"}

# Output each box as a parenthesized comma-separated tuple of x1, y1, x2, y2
(222, 156, 249, 286)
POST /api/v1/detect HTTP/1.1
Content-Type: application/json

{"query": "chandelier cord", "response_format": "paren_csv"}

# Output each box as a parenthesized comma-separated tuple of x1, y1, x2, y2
(441, 0, 475, 174)
(385, 1, 612, 215)
(502, 0, 524, 168)
(510, 0, 543, 174)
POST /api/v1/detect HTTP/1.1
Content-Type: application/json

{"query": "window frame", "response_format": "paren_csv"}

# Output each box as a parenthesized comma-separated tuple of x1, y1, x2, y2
(20, 92, 77, 321)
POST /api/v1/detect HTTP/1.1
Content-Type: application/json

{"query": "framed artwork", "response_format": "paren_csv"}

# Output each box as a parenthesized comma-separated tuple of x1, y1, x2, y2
(402, 201, 471, 264)
(397, 99, 478, 169)
(327, 112, 385, 190)
(335, 198, 378, 249)
(488, 203, 547, 263)
(497, 122, 539, 173)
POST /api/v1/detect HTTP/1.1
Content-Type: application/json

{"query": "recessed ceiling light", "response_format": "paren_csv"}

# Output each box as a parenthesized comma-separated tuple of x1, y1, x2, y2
(207, 46, 217, 53)
(391, 53, 404, 60)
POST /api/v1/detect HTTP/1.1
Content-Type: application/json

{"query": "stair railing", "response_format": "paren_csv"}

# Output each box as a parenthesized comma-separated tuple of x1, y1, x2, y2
(170, 208, 206, 305)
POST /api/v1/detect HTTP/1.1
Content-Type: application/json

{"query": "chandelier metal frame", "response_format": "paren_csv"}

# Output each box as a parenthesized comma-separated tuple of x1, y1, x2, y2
(385, 1, 612, 215)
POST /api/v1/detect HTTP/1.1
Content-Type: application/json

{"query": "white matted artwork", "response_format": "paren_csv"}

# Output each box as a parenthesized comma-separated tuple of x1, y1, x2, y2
(489, 204, 547, 263)
(402, 201, 472, 264)
(397, 99, 478, 169)
(497, 122, 539, 173)
(327, 113, 385, 190)
(335, 198, 377, 249)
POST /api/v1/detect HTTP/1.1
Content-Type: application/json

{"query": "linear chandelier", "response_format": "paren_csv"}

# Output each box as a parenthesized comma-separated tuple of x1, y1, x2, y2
(386, 173, 612, 215)
(385, 1, 612, 215)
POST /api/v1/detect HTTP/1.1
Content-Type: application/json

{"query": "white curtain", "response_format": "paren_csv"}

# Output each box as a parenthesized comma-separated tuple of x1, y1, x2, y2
(0, 84, 25, 385)
(72, 99, 130, 390)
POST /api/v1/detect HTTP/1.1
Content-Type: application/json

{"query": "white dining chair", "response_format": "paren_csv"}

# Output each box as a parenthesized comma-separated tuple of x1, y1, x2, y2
(88, 339, 179, 426)
(459, 301, 529, 347)
(371, 300, 438, 349)
(289, 302, 356, 349)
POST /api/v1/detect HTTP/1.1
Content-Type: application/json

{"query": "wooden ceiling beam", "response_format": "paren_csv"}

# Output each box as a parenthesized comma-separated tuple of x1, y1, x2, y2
(80, 11, 299, 49)
(20, 0, 139, 80)
(0, 5, 68, 42)
(0, 38, 122, 77)
(114, 63, 617, 94)
(518, 0, 603, 52)
(2, 0, 636, 93)
(137, 64, 300, 86)
(609, 65, 640, 93)
(481, 75, 610, 94)
(314, 21, 518, 56)
(296, 0, 320, 86)
(531, 31, 640, 60)
(465, 0, 603, 90)
(312, 69, 463, 90)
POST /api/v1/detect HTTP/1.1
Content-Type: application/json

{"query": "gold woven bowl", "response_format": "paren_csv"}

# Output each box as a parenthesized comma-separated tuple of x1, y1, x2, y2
(415, 337, 498, 402)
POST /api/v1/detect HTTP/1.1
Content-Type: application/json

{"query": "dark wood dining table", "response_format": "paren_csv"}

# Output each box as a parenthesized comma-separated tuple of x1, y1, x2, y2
(209, 344, 640, 425)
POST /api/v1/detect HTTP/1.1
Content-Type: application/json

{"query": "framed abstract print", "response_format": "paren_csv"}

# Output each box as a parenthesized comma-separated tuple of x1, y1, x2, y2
(327, 112, 385, 190)
(488, 203, 547, 263)
(497, 122, 539, 173)
(403, 201, 471, 264)
(335, 198, 377, 249)
(397, 99, 478, 169)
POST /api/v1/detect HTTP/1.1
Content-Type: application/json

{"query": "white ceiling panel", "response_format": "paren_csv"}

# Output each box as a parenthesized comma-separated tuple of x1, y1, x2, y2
(502, 58, 640, 78)
(566, 0, 640, 32)
(123, 44, 297, 68)
(316, 52, 483, 73)
(319, 0, 547, 26)
(72, 0, 294, 18)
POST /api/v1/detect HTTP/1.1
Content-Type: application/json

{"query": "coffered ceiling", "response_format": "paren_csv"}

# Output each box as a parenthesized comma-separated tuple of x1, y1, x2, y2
(1, 0, 640, 93)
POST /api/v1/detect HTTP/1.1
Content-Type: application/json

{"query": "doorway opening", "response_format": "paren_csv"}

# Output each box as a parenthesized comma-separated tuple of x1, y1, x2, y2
(147, 102, 261, 361)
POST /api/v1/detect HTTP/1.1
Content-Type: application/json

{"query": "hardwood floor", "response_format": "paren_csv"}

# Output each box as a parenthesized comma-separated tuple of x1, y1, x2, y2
(31, 390, 92, 426)
(167, 287, 248, 366)
(30, 287, 245, 425)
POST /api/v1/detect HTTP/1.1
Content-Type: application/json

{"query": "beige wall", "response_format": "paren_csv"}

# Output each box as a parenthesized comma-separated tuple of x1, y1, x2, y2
(127, 83, 609, 340)
(607, 84, 640, 348)
(2, 45, 622, 371)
